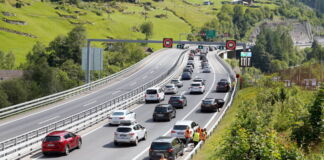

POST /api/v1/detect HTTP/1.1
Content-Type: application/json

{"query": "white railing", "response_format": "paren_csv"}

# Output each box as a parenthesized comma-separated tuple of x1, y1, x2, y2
(0, 49, 167, 119)
(0, 49, 188, 160)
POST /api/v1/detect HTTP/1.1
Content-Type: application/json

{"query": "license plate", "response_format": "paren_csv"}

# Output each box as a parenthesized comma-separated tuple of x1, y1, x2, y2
(178, 132, 184, 135)
(157, 114, 164, 117)
(120, 134, 127, 137)
(47, 144, 54, 147)
(156, 153, 164, 156)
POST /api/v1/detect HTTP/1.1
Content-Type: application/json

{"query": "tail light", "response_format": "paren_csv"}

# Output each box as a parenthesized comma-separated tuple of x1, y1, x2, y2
(149, 148, 153, 152)
(178, 100, 183, 104)
(168, 148, 174, 152)
(145, 94, 147, 98)
(108, 117, 112, 119)
(119, 117, 125, 119)
(171, 130, 176, 134)
(114, 132, 118, 136)
(157, 94, 159, 98)
(129, 133, 135, 136)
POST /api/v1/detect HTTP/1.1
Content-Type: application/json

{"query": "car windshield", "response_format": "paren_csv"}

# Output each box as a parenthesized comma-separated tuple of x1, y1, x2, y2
(220, 79, 228, 82)
(155, 107, 167, 112)
(171, 80, 179, 83)
(194, 79, 202, 82)
(218, 82, 227, 85)
(173, 125, 188, 130)
(44, 136, 61, 142)
(191, 83, 200, 86)
(117, 127, 132, 132)
(203, 100, 213, 104)
(165, 85, 173, 88)
(170, 96, 181, 101)
(183, 72, 190, 75)
(146, 89, 157, 94)
(151, 142, 172, 150)
(113, 112, 125, 116)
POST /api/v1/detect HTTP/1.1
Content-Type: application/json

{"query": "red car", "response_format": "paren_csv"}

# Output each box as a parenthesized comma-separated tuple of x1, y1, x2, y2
(42, 131, 82, 156)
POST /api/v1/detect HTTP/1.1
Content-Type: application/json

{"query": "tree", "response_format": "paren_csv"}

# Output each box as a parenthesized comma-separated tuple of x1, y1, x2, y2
(1, 80, 28, 105)
(0, 86, 11, 108)
(27, 41, 47, 64)
(140, 21, 153, 40)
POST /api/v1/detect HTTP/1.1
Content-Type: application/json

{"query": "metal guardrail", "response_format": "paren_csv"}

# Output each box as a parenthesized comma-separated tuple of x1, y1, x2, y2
(0, 49, 166, 119)
(0, 49, 188, 160)
(182, 51, 238, 160)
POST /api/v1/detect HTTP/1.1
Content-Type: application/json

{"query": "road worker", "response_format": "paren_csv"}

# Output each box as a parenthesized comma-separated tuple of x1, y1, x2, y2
(193, 129, 200, 147)
(200, 128, 207, 141)
(184, 127, 192, 147)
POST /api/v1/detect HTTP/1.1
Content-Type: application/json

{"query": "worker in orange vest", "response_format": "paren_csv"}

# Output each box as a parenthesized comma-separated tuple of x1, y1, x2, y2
(159, 154, 167, 160)
(184, 127, 192, 147)
(197, 127, 202, 135)
(200, 128, 207, 141)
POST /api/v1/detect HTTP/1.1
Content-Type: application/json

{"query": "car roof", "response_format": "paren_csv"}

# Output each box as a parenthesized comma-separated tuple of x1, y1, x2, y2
(156, 104, 171, 108)
(113, 110, 127, 113)
(152, 136, 175, 143)
(147, 87, 160, 90)
(166, 84, 175, 86)
(175, 120, 193, 126)
(191, 82, 202, 85)
(47, 131, 69, 136)
(220, 79, 228, 81)
(203, 98, 214, 101)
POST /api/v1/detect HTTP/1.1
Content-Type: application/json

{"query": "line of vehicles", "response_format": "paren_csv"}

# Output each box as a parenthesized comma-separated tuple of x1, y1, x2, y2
(40, 47, 231, 160)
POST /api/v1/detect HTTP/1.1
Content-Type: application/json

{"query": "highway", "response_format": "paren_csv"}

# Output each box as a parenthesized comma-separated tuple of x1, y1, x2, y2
(32, 50, 232, 160)
(0, 49, 185, 142)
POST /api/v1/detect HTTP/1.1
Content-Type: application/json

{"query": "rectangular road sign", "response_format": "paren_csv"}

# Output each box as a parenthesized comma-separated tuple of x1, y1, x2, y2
(82, 47, 103, 71)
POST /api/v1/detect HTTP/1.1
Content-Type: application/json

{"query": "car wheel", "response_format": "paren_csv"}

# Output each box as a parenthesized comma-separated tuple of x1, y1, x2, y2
(168, 115, 172, 121)
(173, 111, 176, 118)
(114, 141, 119, 146)
(134, 138, 139, 146)
(185, 101, 187, 106)
(76, 139, 82, 149)
(64, 145, 70, 155)
(180, 148, 184, 156)
(143, 132, 147, 140)
(43, 152, 49, 157)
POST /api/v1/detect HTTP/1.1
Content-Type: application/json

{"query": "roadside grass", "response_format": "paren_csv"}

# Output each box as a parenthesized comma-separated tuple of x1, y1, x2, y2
(0, 1, 191, 65)
(192, 87, 259, 160)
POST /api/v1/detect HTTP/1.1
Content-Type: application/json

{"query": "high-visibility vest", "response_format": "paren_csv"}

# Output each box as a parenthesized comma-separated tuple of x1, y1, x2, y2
(200, 132, 206, 141)
(185, 130, 192, 138)
(193, 132, 200, 142)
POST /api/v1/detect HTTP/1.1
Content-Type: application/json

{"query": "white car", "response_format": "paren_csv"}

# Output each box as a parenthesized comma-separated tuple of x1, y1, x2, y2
(109, 110, 136, 125)
(114, 121, 147, 146)
(171, 120, 199, 139)
(165, 84, 178, 94)
(202, 67, 211, 73)
(170, 79, 183, 88)
(189, 82, 205, 94)
(145, 87, 165, 103)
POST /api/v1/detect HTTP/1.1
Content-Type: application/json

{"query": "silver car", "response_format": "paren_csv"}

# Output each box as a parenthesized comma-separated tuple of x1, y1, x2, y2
(165, 84, 178, 94)
(170, 79, 183, 88)
(202, 67, 211, 73)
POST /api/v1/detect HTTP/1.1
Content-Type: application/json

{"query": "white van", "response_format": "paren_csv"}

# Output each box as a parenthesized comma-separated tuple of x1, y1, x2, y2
(145, 87, 165, 103)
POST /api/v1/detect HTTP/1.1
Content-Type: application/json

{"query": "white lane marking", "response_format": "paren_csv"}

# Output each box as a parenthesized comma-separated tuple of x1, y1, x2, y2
(142, 75, 148, 79)
(0, 50, 167, 128)
(132, 54, 218, 160)
(83, 100, 97, 107)
(112, 90, 121, 95)
(150, 70, 155, 74)
(38, 116, 59, 125)
(180, 91, 186, 95)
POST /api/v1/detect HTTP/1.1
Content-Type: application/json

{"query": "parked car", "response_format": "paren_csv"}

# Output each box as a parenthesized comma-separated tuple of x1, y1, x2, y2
(188, 56, 194, 60)
(109, 110, 136, 125)
(202, 67, 211, 73)
(168, 95, 187, 109)
(193, 77, 206, 85)
(145, 87, 165, 103)
(200, 98, 225, 112)
(216, 80, 230, 92)
(114, 121, 147, 146)
(165, 84, 178, 94)
(170, 79, 183, 88)
(153, 104, 176, 121)
(189, 82, 205, 94)
(181, 72, 192, 80)
(42, 131, 82, 156)
(171, 120, 199, 140)
(149, 136, 184, 160)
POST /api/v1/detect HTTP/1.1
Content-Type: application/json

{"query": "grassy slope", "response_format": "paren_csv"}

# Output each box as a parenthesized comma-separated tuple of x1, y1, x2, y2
(193, 87, 259, 160)
(193, 87, 319, 160)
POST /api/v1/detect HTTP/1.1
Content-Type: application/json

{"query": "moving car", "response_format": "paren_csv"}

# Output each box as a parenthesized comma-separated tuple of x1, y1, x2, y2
(181, 72, 192, 80)
(109, 110, 136, 125)
(171, 120, 199, 139)
(114, 121, 147, 146)
(42, 131, 82, 156)
(145, 87, 165, 103)
(188, 56, 194, 60)
(189, 82, 205, 94)
(164, 84, 178, 94)
(149, 136, 184, 160)
(202, 67, 211, 73)
(186, 65, 194, 70)
(216, 79, 230, 92)
(168, 95, 187, 109)
(187, 62, 195, 68)
(193, 77, 206, 85)
(200, 98, 225, 112)
(153, 104, 176, 121)
(170, 79, 183, 88)
(183, 67, 193, 73)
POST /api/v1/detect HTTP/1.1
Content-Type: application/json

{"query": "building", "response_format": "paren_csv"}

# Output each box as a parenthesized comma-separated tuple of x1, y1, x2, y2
(0, 70, 23, 81)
